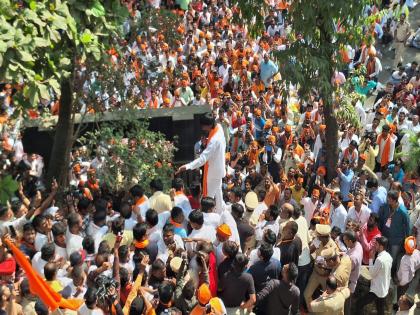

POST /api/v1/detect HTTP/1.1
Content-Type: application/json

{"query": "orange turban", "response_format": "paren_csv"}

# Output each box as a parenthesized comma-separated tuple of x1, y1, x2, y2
(359, 153, 367, 161)
(197, 284, 212, 305)
(305, 112, 311, 119)
(312, 189, 320, 197)
(264, 119, 273, 129)
(163, 98, 171, 105)
(216, 224, 232, 238)
(404, 236, 416, 255)
(319, 124, 326, 131)
(272, 126, 279, 133)
(317, 166, 327, 176)
(285, 125, 292, 132)
(267, 135, 276, 143)
(389, 124, 396, 134)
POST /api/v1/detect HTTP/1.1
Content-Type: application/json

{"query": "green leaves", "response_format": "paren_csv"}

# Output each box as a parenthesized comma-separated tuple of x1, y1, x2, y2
(0, 0, 130, 110)
(80, 31, 93, 44)
(91, 0, 105, 17)
(18, 50, 34, 62)
(0, 176, 19, 205)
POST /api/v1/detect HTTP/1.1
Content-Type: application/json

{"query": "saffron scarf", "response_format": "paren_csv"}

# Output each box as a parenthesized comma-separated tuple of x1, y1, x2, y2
(377, 133, 391, 167)
(134, 239, 149, 249)
(203, 126, 219, 197)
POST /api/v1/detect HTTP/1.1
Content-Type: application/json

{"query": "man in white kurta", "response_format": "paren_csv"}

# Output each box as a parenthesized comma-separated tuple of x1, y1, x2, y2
(178, 113, 226, 213)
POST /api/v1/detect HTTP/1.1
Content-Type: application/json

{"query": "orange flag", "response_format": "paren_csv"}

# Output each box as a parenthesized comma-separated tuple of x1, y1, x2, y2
(4, 239, 83, 311)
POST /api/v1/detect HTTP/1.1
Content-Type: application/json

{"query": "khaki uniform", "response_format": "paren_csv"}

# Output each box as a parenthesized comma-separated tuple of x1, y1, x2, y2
(304, 239, 338, 306)
(310, 287, 350, 315)
(393, 21, 410, 69)
(332, 255, 351, 287)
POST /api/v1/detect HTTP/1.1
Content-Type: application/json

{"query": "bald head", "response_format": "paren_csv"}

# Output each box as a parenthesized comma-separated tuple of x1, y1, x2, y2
(280, 203, 294, 219)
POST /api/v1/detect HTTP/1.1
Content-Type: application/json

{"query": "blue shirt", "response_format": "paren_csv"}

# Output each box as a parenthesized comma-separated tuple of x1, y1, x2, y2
(388, 164, 404, 184)
(260, 60, 278, 86)
(339, 169, 354, 202)
(369, 186, 387, 213)
(378, 204, 410, 245)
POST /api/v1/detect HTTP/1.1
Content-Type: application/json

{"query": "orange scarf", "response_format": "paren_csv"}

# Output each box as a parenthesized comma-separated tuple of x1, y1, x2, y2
(149, 97, 159, 109)
(203, 126, 219, 197)
(170, 218, 183, 228)
(343, 148, 357, 162)
(377, 133, 391, 167)
(135, 195, 147, 207)
(134, 239, 149, 249)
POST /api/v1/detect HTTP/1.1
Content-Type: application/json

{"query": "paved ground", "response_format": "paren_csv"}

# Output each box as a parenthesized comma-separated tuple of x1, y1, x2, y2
(377, 5, 420, 83)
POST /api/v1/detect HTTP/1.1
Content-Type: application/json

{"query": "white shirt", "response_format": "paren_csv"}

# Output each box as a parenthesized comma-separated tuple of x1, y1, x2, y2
(34, 232, 49, 251)
(31, 252, 48, 277)
(174, 193, 193, 218)
(249, 246, 281, 266)
(87, 223, 108, 252)
(66, 230, 84, 256)
(330, 204, 348, 233)
(369, 250, 393, 298)
(133, 197, 149, 220)
(147, 225, 162, 245)
(203, 212, 221, 229)
(255, 220, 279, 241)
(186, 124, 226, 180)
(78, 303, 104, 315)
(397, 249, 420, 286)
(124, 217, 137, 231)
(156, 234, 184, 263)
(187, 225, 217, 252)
(301, 197, 319, 225)
(295, 216, 311, 266)
(249, 202, 268, 226)
(55, 244, 68, 261)
(347, 205, 371, 227)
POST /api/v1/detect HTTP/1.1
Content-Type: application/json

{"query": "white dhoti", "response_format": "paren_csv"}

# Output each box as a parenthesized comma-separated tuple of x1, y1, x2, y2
(205, 176, 225, 214)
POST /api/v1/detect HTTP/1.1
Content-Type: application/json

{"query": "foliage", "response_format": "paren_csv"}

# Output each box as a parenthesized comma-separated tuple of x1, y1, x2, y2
(0, 175, 18, 205)
(396, 132, 420, 175)
(0, 0, 129, 111)
(78, 117, 176, 192)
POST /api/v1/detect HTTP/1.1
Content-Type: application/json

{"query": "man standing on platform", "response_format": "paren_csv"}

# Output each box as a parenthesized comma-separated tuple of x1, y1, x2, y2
(177, 113, 226, 213)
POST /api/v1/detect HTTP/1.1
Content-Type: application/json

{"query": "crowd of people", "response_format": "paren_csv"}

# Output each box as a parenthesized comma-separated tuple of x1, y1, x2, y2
(0, 0, 419, 315)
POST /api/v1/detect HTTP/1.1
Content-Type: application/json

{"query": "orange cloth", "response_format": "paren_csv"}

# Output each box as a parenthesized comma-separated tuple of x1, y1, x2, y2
(376, 133, 391, 167)
(4, 239, 83, 311)
(134, 239, 149, 249)
(216, 224, 232, 238)
(404, 236, 416, 255)
(264, 184, 280, 207)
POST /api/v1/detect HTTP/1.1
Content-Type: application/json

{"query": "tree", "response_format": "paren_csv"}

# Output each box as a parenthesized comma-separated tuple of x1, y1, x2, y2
(0, 0, 129, 187)
(236, 0, 375, 181)
(78, 118, 176, 192)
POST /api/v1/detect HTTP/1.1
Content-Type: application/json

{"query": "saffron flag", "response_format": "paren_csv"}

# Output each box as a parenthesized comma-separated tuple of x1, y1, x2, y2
(4, 239, 83, 311)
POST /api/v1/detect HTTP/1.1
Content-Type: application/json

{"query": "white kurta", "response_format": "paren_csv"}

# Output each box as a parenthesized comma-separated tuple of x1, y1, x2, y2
(186, 124, 226, 213)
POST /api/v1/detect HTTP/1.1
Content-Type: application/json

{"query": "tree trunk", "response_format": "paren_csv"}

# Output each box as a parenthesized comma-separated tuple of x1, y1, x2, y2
(46, 79, 74, 188)
(324, 101, 339, 183)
